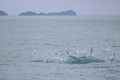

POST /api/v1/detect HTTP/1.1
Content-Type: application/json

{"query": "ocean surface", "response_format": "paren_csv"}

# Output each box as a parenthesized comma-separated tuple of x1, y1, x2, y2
(0, 16, 120, 80)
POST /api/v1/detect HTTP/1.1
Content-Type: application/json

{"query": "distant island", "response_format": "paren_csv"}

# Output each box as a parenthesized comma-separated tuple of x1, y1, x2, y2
(0, 10, 8, 16)
(19, 10, 76, 16)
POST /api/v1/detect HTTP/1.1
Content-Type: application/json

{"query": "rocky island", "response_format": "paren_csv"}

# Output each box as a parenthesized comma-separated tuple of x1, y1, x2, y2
(19, 11, 37, 16)
(19, 10, 76, 16)
(0, 10, 8, 16)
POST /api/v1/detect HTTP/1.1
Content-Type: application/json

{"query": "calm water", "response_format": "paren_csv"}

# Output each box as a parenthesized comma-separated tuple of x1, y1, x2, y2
(0, 16, 120, 80)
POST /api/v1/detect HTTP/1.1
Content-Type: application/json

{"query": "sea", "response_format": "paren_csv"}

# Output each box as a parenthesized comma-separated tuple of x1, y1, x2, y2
(0, 16, 120, 80)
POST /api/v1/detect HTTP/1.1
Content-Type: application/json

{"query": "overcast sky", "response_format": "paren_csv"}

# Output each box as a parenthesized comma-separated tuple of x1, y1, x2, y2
(0, 0, 120, 15)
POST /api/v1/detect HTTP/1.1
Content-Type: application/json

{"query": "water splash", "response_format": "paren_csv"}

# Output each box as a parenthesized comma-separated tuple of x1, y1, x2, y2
(64, 56, 105, 64)
(31, 55, 105, 64)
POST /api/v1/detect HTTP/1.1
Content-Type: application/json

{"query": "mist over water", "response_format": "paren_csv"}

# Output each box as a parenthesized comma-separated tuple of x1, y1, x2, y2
(0, 16, 120, 80)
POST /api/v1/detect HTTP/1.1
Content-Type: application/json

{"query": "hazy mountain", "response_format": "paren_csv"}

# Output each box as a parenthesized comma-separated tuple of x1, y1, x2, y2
(19, 10, 76, 16)
(0, 10, 8, 16)
(19, 11, 37, 16)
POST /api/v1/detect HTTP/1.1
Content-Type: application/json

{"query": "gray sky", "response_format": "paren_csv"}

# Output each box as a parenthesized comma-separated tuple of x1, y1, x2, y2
(0, 0, 120, 15)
